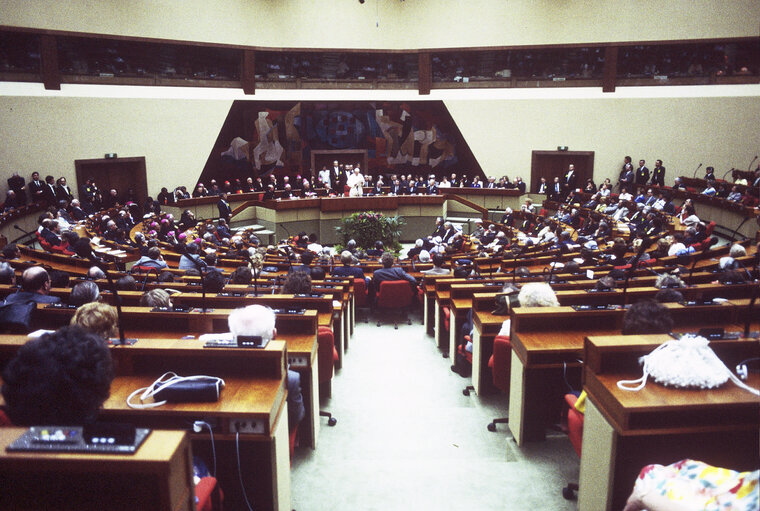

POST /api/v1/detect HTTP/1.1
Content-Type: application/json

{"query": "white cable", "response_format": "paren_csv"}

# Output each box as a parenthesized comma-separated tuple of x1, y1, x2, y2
(126, 372, 225, 409)
(618, 336, 760, 396)
(193, 421, 217, 479)
(236, 432, 254, 511)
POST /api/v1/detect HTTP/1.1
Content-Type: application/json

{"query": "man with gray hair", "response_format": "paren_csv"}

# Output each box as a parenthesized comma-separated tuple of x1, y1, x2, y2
(0, 262, 15, 285)
(331, 251, 366, 281)
(228, 305, 305, 430)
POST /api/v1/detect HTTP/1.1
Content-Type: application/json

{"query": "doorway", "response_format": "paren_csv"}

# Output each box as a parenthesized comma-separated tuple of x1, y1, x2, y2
(530, 151, 594, 193)
(75, 156, 148, 208)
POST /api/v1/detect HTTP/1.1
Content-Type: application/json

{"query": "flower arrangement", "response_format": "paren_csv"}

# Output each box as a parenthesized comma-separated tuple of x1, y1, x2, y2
(335, 211, 404, 251)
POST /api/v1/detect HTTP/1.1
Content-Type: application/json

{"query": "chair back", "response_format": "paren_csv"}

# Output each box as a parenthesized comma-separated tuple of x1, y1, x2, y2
(317, 326, 337, 384)
(354, 278, 367, 307)
(490, 335, 511, 393)
(565, 394, 584, 458)
(376, 280, 413, 309)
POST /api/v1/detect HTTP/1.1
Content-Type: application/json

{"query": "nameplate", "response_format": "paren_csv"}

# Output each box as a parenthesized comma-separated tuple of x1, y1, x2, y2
(45, 303, 78, 309)
(273, 308, 305, 315)
(571, 304, 618, 311)
(150, 306, 191, 313)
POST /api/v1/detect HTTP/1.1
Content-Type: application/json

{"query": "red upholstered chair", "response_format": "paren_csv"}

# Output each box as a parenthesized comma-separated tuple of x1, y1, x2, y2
(704, 220, 716, 237)
(442, 306, 451, 332)
(486, 335, 511, 432)
(375, 280, 414, 329)
(562, 393, 585, 500)
(353, 278, 369, 323)
(317, 326, 338, 426)
(194, 477, 223, 511)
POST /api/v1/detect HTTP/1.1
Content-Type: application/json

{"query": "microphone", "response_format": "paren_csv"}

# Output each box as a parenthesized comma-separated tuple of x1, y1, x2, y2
(12, 224, 35, 244)
(748, 155, 758, 172)
(692, 163, 703, 179)
(241, 249, 260, 297)
(744, 283, 759, 339)
(622, 238, 654, 305)
(279, 222, 291, 243)
(720, 168, 735, 181)
(178, 243, 208, 312)
(729, 216, 752, 242)
(85, 253, 129, 345)
(141, 267, 159, 291)
(687, 237, 719, 285)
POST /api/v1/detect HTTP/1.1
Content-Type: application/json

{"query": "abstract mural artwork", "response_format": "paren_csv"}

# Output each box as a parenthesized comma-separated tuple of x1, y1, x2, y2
(204, 100, 481, 183)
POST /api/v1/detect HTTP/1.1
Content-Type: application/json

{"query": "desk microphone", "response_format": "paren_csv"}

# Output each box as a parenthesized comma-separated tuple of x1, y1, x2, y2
(621, 238, 654, 305)
(140, 267, 160, 291)
(687, 237, 718, 286)
(178, 243, 209, 312)
(692, 163, 703, 179)
(83, 251, 128, 345)
(744, 283, 759, 339)
(748, 155, 758, 172)
(720, 168, 735, 181)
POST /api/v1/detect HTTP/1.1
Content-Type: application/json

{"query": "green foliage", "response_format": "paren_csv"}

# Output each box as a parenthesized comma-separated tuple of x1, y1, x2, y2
(335, 211, 405, 251)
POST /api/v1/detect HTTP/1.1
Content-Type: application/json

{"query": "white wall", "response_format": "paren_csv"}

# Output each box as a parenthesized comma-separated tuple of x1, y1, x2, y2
(1, 0, 757, 49)
(1, 89, 758, 199)
(445, 94, 760, 188)
(0, 96, 230, 197)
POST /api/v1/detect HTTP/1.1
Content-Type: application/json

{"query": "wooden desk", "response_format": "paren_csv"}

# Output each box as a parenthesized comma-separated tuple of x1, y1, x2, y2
(0, 428, 194, 511)
(0, 335, 292, 511)
(474, 301, 745, 445)
(579, 334, 760, 511)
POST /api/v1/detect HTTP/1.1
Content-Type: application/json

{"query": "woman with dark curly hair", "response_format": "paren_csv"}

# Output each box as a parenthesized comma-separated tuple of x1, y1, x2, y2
(1, 326, 114, 426)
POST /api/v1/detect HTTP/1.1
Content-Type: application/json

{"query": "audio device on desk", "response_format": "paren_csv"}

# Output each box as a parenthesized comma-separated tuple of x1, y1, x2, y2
(7, 424, 150, 454)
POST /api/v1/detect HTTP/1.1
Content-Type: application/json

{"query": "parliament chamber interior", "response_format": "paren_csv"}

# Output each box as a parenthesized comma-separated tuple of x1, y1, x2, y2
(0, 1, 759, 510)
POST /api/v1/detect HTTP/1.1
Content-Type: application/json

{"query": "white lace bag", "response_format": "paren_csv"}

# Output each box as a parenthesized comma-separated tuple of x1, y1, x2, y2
(617, 335, 760, 396)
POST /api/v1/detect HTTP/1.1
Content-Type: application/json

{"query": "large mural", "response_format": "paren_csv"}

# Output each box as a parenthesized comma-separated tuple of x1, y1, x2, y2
(200, 100, 483, 184)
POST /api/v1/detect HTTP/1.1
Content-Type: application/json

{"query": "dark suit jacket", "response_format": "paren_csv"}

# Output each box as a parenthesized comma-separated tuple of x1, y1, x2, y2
(28, 179, 45, 202)
(55, 185, 73, 202)
(42, 183, 57, 204)
(372, 267, 416, 287)
(3, 291, 60, 305)
(217, 199, 232, 220)
(332, 265, 365, 280)
(563, 170, 578, 191)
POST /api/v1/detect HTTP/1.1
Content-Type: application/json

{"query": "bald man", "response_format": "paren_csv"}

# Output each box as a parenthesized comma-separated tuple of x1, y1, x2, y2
(2, 266, 61, 305)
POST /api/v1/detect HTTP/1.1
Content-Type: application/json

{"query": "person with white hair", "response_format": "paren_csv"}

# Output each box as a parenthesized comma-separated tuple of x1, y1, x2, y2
(470, 220, 485, 241)
(422, 253, 450, 275)
(441, 221, 457, 243)
(517, 282, 560, 307)
(408, 239, 425, 260)
(228, 305, 305, 430)
(418, 250, 431, 263)
(347, 167, 365, 197)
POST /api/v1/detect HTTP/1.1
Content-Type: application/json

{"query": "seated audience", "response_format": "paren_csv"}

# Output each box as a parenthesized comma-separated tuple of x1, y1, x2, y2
(622, 300, 674, 334)
(422, 253, 451, 275)
(140, 288, 172, 308)
(179, 242, 206, 270)
(0, 262, 15, 286)
(2, 266, 61, 305)
(227, 305, 305, 430)
(373, 252, 417, 290)
(70, 302, 118, 339)
(69, 280, 100, 306)
(517, 282, 559, 307)
(282, 271, 312, 294)
(1, 326, 114, 425)
(134, 246, 168, 270)
(230, 266, 253, 285)
(116, 275, 137, 291)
